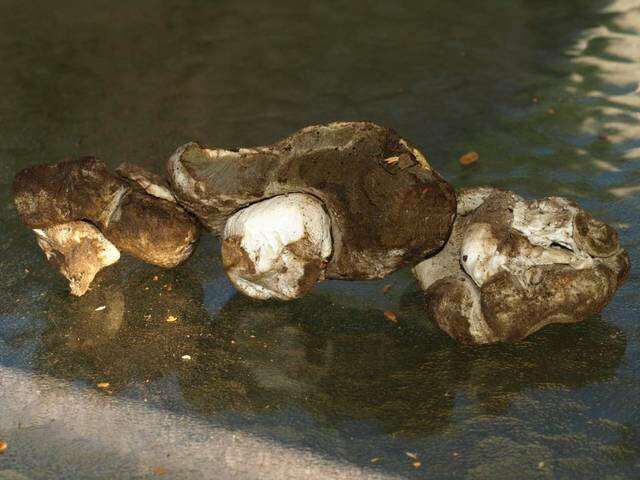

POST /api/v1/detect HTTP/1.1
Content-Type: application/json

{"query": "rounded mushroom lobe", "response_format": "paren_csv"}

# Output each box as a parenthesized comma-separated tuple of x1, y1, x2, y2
(13, 157, 127, 229)
(33, 221, 120, 296)
(168, 121, 456, 280)
(222, 193, 332, 301)
(103, 190, 199, 268)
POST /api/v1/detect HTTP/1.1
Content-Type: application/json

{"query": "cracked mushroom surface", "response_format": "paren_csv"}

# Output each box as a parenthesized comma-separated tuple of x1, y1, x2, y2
(168, 121, 457, 289)
(13, 158, 199, 295)
(34, 221, 120, 296)
(413, 187, 630, 344)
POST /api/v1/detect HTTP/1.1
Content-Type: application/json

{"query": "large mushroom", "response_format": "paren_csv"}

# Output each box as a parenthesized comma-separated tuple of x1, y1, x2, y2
(413, 188, 630, 344)
(168, 121, 457, 300)
(13, 157, 199, 295)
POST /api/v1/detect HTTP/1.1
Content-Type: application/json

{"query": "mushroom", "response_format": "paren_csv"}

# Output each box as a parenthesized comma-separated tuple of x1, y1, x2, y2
(13, 157, 199, 295)
(34, 221, 120, 296)
(168, 121, 456, 299)
(413, 188, 629, 344)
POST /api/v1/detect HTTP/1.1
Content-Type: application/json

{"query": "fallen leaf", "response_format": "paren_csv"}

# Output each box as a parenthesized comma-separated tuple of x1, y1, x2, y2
(532, 95, 540, 103)
(97, 382, 110, 389)
(95, 305, 106, 311)
(384, 310, 398, 323)
(598, 133, 610, 142)
(413, 461, 422, 469)
(405, 452, 419, 460)
(181, 354, 192, 361)
(538, 461, 545, 469)
(459, 151, 479, 166)
(382, 285, 392, 294)
(547, 107, 556, 115)
(150, 466, 167, 475)
(153, 275, 159, 281)
(0, 440, 7, 454)
(166, 315, 177, 323)
(370, 457, 381, 464)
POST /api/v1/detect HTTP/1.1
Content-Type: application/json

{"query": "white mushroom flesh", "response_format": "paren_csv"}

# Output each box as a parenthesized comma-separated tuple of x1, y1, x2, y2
(33, 221, 120, 296)
(222, 193, 332, 300)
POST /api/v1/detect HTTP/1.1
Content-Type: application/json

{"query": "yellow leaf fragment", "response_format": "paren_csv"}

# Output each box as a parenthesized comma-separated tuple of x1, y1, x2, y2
(459, 151, 479, 166)
(384, 310, 398, 323)
(150, 466, 167, 475)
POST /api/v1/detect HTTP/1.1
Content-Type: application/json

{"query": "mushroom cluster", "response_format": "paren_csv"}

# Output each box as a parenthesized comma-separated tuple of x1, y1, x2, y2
(167, 121, 456, 299)
(13, 157, 199, 295)
(12, 122, 630, 344)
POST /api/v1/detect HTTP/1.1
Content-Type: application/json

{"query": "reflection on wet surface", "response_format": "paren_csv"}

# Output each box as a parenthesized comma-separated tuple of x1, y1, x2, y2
(36, 276, 627, 435)
(1, 0, 640, 478)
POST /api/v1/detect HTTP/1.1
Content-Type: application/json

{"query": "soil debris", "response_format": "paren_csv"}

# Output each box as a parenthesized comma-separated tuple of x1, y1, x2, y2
(459, 151, 479, 166)
(384, 310, 398, 323)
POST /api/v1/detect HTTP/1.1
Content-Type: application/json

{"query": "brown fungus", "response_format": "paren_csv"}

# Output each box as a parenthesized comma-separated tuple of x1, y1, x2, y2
(13, 158, 199, 295)
(414, 187, 629, 344)
(167, 121, 456, 299)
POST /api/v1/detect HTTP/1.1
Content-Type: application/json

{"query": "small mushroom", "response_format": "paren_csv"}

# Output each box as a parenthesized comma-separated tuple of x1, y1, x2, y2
(33, 221, 120, 296)
(168, 121, 456, 298)
(13, 158, 199, 294)
(222, 193, 332, 300)
(414, 188, 629, 344)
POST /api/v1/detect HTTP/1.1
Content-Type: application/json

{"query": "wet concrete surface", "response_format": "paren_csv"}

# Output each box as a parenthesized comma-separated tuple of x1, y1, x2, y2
(0, 0, 639, 478)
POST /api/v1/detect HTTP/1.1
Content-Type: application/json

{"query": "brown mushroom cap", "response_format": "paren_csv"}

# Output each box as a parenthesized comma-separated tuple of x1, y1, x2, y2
(13, 157, 126, 229)
(168, 121, 456, 279)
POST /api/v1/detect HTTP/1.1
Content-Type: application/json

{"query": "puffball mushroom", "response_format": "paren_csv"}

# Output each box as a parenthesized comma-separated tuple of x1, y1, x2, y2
(168, 121, 456, 298)
(222, 193, 332, 300)
(413, 188, 629, 344)
(13, 157, 199, 295)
